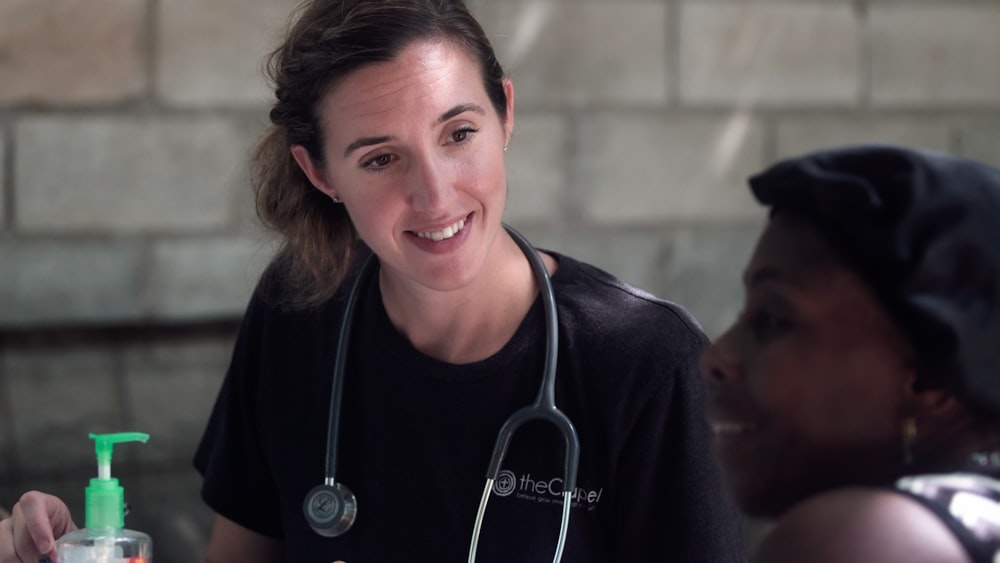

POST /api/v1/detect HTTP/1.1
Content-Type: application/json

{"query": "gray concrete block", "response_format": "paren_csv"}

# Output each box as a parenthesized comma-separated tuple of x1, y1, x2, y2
(574, 112, 765, 223)
(0, 240, 143, 326)
(144, 236, 275, 320)
(775, 115, 953, 159)
(664, 225, 764, 340)
(124, 335, 234, 465)
(157, 0, 299, 107)
(505, 223, 762, 339)
(1, 128, 6, 226)
(5, 347, 122, 474)
(218, 115, 272, 236)
(0, 0, 144, 106)
(680, 2, 860, 106)
(15, 116, 249, 233)
(515, 225, 673, 297)
(871, 5, 1000, 106)
(469, 1, 668, 108)
(0, 364, 12, 482)
(504, 113, 570, 224)
(959, 117, 1000, 169)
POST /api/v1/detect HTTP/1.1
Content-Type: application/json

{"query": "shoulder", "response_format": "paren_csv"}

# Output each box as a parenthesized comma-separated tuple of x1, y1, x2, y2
(754, 487, 970, 563)
(549, 251, 707, 350)
(245, 251, 356, 321)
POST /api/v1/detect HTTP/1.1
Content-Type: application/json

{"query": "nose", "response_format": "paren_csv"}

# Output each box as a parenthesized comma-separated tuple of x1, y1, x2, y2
(699, 326, 745, 385)
(408, 152, 454, 212)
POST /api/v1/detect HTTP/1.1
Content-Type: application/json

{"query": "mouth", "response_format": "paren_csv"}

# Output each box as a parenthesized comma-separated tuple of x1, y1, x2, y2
(711, 422, 759, 435)
(412, 217, 467, 242)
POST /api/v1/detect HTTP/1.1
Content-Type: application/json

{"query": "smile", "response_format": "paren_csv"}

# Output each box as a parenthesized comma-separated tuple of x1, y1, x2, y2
(414, 218, 466, 242)
(712, 422, 759, 435)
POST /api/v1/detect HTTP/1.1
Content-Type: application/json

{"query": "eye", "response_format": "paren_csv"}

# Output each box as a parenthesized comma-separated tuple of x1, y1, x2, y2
(361, 153, 395, 172)
(448, 126, 478, 145)
(746, 309, 792, 341)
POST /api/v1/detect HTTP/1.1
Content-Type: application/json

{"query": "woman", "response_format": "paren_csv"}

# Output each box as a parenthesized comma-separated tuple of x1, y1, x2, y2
(702, 144, 1000, 562)
(0, 1, 743, 561)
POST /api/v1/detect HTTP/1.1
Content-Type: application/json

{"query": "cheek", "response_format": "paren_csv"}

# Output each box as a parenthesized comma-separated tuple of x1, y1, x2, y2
(334, 183, 400, 245)
(460, 148, 506, 194)
(755, 349, 904, 446)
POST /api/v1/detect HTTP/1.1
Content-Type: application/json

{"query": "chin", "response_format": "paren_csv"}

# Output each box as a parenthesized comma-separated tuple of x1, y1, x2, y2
(729, 478, 802, 519)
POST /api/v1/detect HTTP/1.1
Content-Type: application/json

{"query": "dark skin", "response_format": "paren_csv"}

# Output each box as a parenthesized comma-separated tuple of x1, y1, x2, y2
(700, 211, 979, 562)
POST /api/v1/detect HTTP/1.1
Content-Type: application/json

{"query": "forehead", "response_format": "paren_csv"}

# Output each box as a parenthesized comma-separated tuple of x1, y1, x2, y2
(743, 211, 881, 313)
(747, 212, 911, 347)
(746, 212, 846, 287)
(319, 39, 485, 130)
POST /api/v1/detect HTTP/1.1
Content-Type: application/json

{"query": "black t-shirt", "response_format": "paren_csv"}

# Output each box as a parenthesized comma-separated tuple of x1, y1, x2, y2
(194, 252, 746, 562)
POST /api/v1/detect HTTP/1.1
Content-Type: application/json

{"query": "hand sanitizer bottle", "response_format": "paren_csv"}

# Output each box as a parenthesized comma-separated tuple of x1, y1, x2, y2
(55, 432, 153, 563)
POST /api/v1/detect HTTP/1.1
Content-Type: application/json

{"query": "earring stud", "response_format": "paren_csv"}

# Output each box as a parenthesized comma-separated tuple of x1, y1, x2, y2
(902, 417, 917, 466)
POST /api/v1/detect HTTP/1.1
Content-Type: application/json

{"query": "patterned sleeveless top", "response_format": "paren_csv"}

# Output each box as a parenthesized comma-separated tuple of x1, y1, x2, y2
(896, 472, 1000, 563)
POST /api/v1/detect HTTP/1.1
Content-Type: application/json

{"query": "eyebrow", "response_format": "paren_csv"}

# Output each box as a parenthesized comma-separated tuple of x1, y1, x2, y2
(343, 135, 394, 158)
(743, 267, 786, 289)
(342, 103, 488, 158)
(436, 102, 486, 125)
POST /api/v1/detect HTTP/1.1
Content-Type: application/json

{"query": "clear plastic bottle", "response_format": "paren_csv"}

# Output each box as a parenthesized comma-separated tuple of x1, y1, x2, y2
(55, 432, 153, 563)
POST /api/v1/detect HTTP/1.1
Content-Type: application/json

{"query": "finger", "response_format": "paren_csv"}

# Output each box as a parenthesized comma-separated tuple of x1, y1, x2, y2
(11, 491, 75, 562)
(23, 491, 76, 541)
(0, 516, 24, 563)
(10, 502, 46, 563)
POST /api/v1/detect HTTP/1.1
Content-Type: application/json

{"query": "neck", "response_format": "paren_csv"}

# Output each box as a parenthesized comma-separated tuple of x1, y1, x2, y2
(378, 234, 555, 364)
(910, 421, 1000, 475)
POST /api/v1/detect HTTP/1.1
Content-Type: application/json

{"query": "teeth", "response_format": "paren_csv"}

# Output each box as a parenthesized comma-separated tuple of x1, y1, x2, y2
(415, 218, 465, 242)
(712, 422, 758, 435)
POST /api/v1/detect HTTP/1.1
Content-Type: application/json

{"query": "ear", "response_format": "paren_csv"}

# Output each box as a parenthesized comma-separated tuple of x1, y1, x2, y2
(501, 77, 515, 147)
(902, 371, 961, 417)
(291, 145, 339, 201)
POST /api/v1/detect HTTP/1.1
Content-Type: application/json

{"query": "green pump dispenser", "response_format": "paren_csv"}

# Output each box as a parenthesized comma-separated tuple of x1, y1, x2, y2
(85, 432, 149, 529)
(55, 432, 153, 563)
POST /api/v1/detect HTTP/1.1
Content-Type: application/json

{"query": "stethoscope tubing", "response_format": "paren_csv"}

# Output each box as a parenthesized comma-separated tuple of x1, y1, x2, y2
(315, 224, 580, 561)
(467, 225, 580, 563)
(322, 252, 378, 482)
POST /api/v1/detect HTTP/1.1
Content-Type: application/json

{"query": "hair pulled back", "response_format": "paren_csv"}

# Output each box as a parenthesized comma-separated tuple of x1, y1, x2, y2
(253, 0, 508, 307)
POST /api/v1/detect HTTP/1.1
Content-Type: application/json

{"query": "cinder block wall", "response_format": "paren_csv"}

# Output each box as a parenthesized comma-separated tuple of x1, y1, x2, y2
(2, 1, 999, 560)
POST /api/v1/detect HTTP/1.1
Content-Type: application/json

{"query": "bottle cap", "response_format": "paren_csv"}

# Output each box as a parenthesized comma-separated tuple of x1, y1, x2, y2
(85, 432, 149, 529)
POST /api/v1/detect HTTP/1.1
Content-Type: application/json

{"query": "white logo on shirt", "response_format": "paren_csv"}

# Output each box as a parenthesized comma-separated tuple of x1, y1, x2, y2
(494, 470, 518, 496)
(491, 470, 604, 510)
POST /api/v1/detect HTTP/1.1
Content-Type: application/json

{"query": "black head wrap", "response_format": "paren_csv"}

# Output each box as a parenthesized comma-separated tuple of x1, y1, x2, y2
(748, 144, 1000, 415)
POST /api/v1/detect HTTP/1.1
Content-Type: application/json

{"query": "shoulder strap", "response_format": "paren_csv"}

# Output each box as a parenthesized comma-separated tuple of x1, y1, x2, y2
(895, 473, 1000, 563)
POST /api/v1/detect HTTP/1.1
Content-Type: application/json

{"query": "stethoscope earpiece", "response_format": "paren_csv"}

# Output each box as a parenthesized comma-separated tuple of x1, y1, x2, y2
(303, 482, 357, 537)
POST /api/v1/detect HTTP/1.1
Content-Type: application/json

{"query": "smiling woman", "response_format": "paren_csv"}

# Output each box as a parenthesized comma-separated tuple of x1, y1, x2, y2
(287, 38, 515, 314)
(0, 1, 745, 562)
(707, 210, 916, 518)
(702, 144, 1000, 563)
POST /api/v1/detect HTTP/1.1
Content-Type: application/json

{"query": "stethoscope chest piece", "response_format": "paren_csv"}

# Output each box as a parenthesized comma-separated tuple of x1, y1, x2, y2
(305, 227, 577, 562)
(303, 482, 357, 537)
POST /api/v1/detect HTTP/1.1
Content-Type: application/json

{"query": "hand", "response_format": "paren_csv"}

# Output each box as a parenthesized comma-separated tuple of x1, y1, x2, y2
(0, 491, 77, 563)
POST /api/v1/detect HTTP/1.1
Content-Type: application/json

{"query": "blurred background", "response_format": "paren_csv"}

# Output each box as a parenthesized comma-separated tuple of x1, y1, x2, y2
(1, 0, 999, 560)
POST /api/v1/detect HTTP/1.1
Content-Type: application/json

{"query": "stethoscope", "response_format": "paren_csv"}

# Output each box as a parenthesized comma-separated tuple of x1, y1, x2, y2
(302, 224, 581, 563)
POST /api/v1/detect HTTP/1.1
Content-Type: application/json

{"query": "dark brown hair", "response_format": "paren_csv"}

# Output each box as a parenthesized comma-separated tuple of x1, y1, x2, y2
(253, 0, 508, 307)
